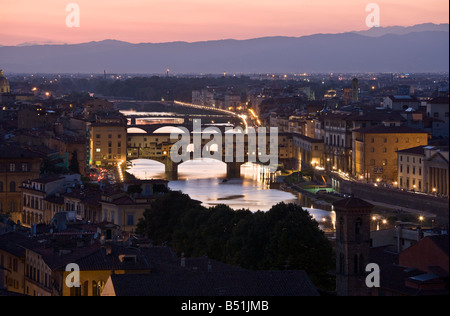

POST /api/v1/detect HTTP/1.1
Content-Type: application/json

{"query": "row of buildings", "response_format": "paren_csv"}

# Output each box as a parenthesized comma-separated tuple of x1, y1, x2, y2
(0, 142, 168, 230)
(1, 194, 447, 297)
(262, 96, 449, 197)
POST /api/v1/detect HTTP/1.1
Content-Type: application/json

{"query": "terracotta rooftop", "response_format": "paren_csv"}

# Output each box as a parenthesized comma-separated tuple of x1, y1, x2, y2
(107, 262, 319, 296)
(396, 145, 426, 155)
(0, 232, 28, 258)
(353, 125, 427, 134)
(0, 144, 46, 159)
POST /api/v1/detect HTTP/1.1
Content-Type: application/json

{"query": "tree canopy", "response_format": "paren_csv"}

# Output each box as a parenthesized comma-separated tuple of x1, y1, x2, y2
(136, 190, 334, 291)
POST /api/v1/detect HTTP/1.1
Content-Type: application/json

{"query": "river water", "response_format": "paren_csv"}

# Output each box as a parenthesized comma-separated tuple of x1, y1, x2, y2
(127, 158, 335, 227)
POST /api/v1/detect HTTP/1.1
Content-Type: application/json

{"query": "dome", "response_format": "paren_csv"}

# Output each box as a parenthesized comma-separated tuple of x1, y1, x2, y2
(0, 70, 10, 94)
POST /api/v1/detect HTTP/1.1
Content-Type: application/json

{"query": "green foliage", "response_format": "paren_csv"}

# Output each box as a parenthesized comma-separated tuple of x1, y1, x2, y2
(127, 184, 143, 195)
(40, 156, 68, 175)
(283, 171, 305, 184)
(68, 150, 80, 174)
(137, 191, 334, 291)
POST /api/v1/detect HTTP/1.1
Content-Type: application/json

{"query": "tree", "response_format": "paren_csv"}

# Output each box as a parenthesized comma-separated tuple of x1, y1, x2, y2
(136, 193, 334, 291)
(41, 155, 68, 175)
(69, 150, 80, 174)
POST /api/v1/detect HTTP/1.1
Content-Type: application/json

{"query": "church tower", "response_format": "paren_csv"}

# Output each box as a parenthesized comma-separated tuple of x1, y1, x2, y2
(0, 69, 11, 94)
(333, 197, 373, 296)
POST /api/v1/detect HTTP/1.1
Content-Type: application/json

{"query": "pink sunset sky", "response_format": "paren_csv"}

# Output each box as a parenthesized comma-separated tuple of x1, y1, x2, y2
(0, 0, 448, 46)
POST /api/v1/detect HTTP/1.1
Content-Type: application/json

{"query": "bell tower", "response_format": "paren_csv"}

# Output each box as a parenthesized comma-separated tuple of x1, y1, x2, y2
(0, 69, 11, 94)
(333, 197, 373, 296)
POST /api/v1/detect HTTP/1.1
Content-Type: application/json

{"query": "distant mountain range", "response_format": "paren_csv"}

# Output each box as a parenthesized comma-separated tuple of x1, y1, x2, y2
(1, 23, 448, 74)
(352, 22, 449, 37)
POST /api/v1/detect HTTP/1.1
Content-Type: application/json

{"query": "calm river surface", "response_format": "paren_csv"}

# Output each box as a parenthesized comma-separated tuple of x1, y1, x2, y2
(127, 158, 334, 225)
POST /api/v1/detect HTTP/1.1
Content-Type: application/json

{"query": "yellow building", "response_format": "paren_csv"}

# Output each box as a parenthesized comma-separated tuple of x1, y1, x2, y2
(292, 133, 324, 170)
(352, 126, 429, 183)
(0, 232, 27, 295)
(0, 69, 10, 94)
(89, 114, 127, 168)
(100, 190, 154, 233)
(0, 144, 43, 223)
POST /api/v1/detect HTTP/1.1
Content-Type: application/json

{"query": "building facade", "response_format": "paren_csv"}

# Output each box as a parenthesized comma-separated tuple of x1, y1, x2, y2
(89, 115, 127, 168)
(397, 145, 449, 196)
(352, 126, 429, 183)
(0, 145, 43, 224)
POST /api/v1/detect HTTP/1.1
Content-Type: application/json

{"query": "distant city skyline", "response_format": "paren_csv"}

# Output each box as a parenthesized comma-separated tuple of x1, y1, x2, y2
(1, 0, 448, 46)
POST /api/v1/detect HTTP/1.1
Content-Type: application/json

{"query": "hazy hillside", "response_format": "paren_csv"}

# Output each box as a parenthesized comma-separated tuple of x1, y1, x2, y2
(1, 24, 448, 74)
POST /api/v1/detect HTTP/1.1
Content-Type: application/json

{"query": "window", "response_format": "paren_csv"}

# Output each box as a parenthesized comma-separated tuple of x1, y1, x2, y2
(127, 214, 134, 226)
(400, 165, 403, 173)
(383, 148, 387, 153)
(9, 163, 15, 172)
(382, 159, 387, 166)
(22, 163, 28, 172)
(92, 281, 98, 296)
(0, 182, 3, 192)
(355, 218, 362, 243)
(10, 181, 16, 192)
(96, 148, 101, 153)
(108, 134, 112, 139)
(83, 281, 89, 296)
(338, 217, 344, 242)
(370, 159, 375, 166)
(96, 134, 100, 139)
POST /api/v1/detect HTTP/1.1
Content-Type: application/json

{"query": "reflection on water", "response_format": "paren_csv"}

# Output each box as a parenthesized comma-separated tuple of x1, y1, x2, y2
(127, 158, 333, 224)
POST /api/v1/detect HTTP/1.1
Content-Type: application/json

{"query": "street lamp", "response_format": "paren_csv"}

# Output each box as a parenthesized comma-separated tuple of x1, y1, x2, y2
(419, 216, 424, 226)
